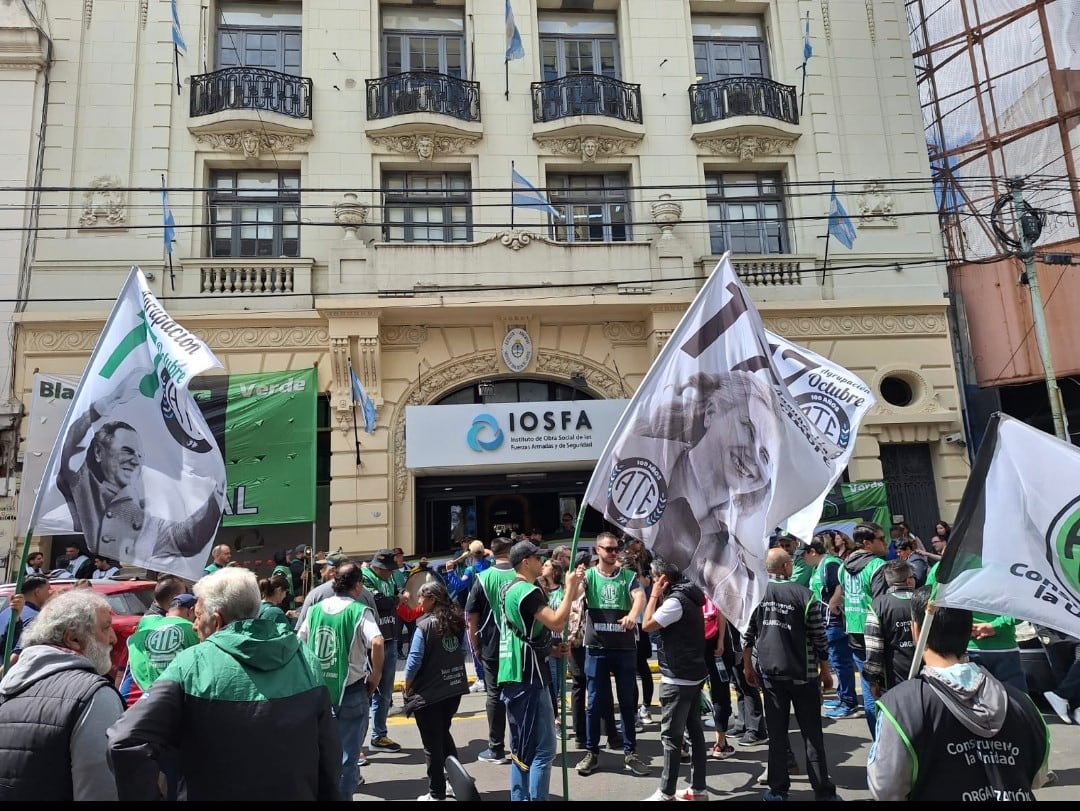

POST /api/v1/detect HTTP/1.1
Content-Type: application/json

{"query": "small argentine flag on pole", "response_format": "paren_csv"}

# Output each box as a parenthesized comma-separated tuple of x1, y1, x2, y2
(170, 0, 186, 95)
(505, 0, 524, 100)
(161, 174, 177, 289)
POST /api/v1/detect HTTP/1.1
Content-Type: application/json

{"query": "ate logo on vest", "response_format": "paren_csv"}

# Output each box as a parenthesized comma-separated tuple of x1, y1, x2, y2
(442, 636, 460, 653)
(312, 626, 339, 667)
(1046, 495, 1080, 599)
(146, 625, 187, 659)
(600, 582, 620, 606)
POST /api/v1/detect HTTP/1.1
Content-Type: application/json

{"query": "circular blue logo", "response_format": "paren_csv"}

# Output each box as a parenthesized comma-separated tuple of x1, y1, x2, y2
(467, 414, 504, 452)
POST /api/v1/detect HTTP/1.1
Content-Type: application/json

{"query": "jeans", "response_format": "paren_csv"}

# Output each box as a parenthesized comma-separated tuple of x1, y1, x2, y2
(704, 637, 731, 733)
(569, 645, 618, 745)
(659, 681, 707, 795)
(850, 645, 877, 736)
(636, 631, 654, 709)
(547, 657, 566, 716)
(585, 647, 638, 754)
(1045, 639, 1080, 704)
(335, 681, 371, 799)
(503, 684, 557, 801)
(370, 644, 398, 742)
(761, 678, 836, 799)
(826, 625, 857, 708)
(414, 696, 461, 800)
(968, 649, 1027, 692)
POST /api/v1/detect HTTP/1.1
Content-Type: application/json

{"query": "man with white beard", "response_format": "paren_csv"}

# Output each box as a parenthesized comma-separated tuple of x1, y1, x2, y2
(0, 589, 123, 800)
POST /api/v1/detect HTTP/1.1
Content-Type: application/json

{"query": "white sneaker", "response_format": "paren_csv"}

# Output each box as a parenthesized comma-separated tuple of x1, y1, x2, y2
(416, 792, 445, 801)
(638, 706, 652, 723)
(1043, 691, 1073, 724)
(1073, 707, 1080, 726)
(644, 789, 675, 801)
(469, 679, 486, 693)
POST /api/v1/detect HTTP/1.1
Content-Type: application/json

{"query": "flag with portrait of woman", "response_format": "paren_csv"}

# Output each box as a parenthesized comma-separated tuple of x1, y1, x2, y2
(583, 255, 851, 631)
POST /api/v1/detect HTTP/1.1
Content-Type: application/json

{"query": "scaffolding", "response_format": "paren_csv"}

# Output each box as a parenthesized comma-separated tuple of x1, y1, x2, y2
(907, 0, 1080, 263)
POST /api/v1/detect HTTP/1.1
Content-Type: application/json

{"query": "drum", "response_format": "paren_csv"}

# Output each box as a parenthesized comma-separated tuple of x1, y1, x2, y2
(405, 569, 438, 609)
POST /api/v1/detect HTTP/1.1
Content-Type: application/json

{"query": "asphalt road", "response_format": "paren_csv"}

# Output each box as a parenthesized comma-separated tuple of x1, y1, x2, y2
(350, 665, 1079, 802)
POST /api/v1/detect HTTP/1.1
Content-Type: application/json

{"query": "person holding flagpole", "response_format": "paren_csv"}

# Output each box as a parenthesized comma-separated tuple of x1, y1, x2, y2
(867, 586, 1050, 801)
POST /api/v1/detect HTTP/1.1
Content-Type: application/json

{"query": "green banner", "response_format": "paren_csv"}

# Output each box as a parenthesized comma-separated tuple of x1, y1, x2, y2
(815, 480, 892, 536)
(193, 369, 317, 527)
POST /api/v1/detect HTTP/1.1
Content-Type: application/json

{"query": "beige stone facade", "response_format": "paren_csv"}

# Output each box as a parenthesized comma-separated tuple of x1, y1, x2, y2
(4, 0, 967, 563)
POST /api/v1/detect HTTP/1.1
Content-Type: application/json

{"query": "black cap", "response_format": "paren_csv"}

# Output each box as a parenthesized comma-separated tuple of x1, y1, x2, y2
(370, 549, 396, 571)
(509, 541, 542, 568)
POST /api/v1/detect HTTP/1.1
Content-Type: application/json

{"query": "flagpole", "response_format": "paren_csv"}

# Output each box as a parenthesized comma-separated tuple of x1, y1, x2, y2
(821, 226, 832, 284)
(907, 591, 939, 679)
(505, 58, 509, 101)
(510, 161, 515, 231)
(162, 174, 175, 291)
(799, 10, 810, 117)
(174, 45, 181, 96)
(349, 360, 362, 467)
(559, 501, 587, 798)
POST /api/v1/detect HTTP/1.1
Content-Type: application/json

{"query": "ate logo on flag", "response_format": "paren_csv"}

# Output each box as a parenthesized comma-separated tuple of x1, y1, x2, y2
(607, 457, 667, 529)
(1047, 497, 1080, 598)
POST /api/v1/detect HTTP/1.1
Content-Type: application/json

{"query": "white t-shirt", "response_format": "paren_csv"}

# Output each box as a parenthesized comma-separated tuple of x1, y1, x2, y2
(652, 595, 705, 687)
(297, 594, 383, 687)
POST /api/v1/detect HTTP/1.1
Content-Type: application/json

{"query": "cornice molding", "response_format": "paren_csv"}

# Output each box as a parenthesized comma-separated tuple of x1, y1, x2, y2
(192, 130, 313, 158)
(534, 134, 642, 162)
(762, 313, 948, 338)
(22, 325, 329, 353)
(368, 132, 481, 161)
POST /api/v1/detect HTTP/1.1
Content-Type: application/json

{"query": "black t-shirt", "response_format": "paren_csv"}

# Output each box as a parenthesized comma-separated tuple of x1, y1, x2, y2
(514, 585, 552, 687)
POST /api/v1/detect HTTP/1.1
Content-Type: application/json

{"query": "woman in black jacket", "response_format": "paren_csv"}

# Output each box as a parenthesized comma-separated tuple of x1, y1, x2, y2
(403, 580, 469, 801)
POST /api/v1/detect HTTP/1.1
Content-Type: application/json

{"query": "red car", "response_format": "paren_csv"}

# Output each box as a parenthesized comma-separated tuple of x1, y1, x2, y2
(0, 578, 157, 681)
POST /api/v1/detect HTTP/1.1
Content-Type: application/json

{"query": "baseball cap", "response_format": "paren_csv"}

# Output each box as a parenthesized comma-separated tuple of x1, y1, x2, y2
(320, 553, 346, 568)
(468, 540, 485, 556)
(509, 540, 542, 567)
(370, 549, 396, 571)
(170, 593, 197, 609)
(294, 544, 308, 555)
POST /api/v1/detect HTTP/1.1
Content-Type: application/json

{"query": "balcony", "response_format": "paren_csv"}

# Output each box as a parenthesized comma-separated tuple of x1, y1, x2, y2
(190, 67, 312, 120)
(173, 258, 314, 313)
(688, 77, 801, 150)
(366, 72, 480, 123)
(532, 74, 642, 127)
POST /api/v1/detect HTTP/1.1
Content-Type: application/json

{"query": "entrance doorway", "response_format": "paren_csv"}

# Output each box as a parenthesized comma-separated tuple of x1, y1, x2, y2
(415, 471, 608, 555)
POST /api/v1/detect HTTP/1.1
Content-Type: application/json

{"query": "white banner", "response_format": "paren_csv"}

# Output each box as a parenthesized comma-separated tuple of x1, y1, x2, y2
(768, 334, 876, 542)
(30, 267, 226, 581)
(935, 414, 1080, 639)
(583, 256, 842, 630)
(16, 373, 80, 538)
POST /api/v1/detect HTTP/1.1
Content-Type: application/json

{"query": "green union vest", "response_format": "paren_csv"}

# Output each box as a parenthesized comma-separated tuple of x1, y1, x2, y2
(497, 579, 548, 685)
(809, 554, 844, 603)
(477, 565, 519, 637)
(582, 567, 638, 650)
(305, 599, 370, 704)
(126, 615, 200, 691)
(841, 556, 885, 635)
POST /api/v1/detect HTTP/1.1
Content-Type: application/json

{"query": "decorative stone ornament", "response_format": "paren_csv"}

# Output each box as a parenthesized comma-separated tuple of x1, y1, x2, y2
(534, 134, 642, 162)
(501, 328, 533, 373)
(334, 193, 368, 239)
(193, 130, 311, 158)
(857, 183, 897, 225)
(368, 132, 481, 160)
(692, 135, 797, 160)
(79, 176, 126, 227)
(650, 193, 683, 238)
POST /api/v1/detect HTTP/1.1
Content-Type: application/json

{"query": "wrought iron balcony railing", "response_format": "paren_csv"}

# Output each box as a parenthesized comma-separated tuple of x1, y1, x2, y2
(190, 67, 313, 120)
(365, 72, 481, 123)
(531, 74, 642, 124)
(688, 77, 798, 126)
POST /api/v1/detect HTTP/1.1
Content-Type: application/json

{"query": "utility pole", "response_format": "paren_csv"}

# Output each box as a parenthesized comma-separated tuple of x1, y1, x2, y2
(1007, 177, 1070, 442)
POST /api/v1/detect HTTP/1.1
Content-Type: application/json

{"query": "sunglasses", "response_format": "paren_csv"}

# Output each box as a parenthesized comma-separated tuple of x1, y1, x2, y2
(597, 545, 620, 552)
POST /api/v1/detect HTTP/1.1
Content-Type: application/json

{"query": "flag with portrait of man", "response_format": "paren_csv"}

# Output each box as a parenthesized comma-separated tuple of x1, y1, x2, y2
(28, 266, 226, 582)
(583, 255, 867, 631)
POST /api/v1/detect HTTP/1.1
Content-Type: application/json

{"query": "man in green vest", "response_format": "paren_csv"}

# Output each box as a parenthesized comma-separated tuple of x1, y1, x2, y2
(125, 593, 199, 699)
(839, 522, 889, 735)
(497, 540, 581, 801)
(299, 562, 384, 798)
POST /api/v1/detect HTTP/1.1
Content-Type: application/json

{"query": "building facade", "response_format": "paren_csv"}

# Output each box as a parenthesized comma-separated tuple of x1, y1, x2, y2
(5, 0, 967, 564)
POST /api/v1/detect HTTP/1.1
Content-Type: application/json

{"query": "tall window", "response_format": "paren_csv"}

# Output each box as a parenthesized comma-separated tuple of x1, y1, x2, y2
(547, 173, 631, 243)
(706, 172, 787, 255)
(383, 172, 472, 243)
(382, 9, 465, 77)
(217, 2, 302, 75)
(539, 14, 618, 80)
(210, 170, 300, 258)
(692, 17, 768, 82)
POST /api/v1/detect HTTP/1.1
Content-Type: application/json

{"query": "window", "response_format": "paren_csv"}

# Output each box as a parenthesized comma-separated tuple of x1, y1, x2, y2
(217, 2, 302, 75)
(382, 9, 465, 77)
(383, 172, 472, 243)
(210, 170, 300, 258)
(692, 17, 768, 83)
(547, 173, 631, 243)
(539, 14, 619, 80)
(706, 172, 787, 255)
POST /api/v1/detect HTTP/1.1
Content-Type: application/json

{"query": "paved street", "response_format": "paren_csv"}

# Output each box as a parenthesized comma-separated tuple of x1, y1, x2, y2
(350, 665, 1079, 801)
